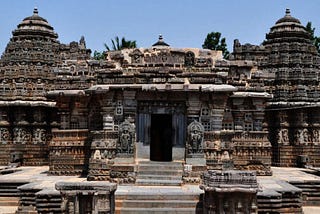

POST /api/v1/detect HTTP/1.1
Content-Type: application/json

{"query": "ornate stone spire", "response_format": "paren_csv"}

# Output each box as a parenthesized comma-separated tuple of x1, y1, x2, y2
(33, 7, 39, 15)
(285, 8, 291, 16)
(152, 34, 170, 47)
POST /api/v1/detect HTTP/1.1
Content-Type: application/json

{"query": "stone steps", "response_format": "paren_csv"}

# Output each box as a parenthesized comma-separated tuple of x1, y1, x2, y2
(115, 186, 203, 214)
(137, 174, 183, 180)
(35, 189, 62, 214)
(137, 170, 183, 176)
(116, 207, 199, 214)
(136, 161, 183, 186)
(257, 180, 303, 214)
(0, 181, 27, 197)
(0, 197, 19, 206)
(117, 193, 200, 201)
(120, 199, 197, 208)
(135, 179, 183, 186)
(290, 181, 320, 206)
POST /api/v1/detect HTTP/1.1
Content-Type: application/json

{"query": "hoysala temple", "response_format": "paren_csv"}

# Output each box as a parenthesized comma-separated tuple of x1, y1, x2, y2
(0, 8, 319, 214)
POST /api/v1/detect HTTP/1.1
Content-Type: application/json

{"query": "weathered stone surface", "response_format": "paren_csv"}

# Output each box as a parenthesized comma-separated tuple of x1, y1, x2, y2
(0, 10, 319, 211)
(200, 170, 259, 213)
(56, 181, 117, 214)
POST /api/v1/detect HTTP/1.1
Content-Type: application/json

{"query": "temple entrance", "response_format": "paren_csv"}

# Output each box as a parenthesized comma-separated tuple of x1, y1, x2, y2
(79, 194, 93, 213)
(150, 114, 172, 161)
(137, 101, 186, 161)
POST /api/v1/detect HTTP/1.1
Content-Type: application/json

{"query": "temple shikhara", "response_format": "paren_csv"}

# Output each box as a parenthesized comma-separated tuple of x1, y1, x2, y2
(0, 8, 319, 214)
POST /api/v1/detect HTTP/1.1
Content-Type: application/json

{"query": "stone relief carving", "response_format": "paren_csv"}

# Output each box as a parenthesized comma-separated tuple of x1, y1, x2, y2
(118, 120, 135, 154)
(294, 128, 309, 145)
(13, 128, 31, 144)
(185, 51, 195, 67)
(0, 128, 10, 144)
(92, 141, 117, 160)
(278, 129, 289, 145)
(303, 128, 309, 144)
(187, 120, 204, 154)
(33, 128, 46, 144)
(312, 129, 320, 145)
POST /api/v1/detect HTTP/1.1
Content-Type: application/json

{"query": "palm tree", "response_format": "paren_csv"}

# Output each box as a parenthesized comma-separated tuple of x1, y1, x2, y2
(104, 36, 137, 51)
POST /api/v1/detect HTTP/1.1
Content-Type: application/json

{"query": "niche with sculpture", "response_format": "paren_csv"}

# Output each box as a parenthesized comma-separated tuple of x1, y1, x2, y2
(118, 120, 135, 154)
(187, 120, 205, 155)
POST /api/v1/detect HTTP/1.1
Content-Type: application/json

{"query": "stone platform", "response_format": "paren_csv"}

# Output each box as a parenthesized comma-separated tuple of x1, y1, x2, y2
(0, 166, 318, 213)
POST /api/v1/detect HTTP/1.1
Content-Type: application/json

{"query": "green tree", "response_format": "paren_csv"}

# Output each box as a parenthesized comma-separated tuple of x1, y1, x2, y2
(104, 36, 137, 51)
(306, 22, 320, 53)
(202, 32, 229, 58)
(93, 50, 105, 60)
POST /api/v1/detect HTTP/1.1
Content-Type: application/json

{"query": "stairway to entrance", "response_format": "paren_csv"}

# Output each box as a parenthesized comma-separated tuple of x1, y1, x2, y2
(136, 161, 183, 186)
(115, 161, 203, 213)
(115, 185, 203, 214)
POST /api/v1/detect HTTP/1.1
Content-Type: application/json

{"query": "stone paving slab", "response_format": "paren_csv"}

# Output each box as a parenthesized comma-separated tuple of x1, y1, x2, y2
(267, 167, 320, 182)
(0, 166, 85, 189)
(0, 206, 17, 214)
(303, 206, 320, 214)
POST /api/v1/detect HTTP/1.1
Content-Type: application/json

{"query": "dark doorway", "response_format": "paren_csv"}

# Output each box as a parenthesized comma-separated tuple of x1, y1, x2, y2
(150, 114, 172, 161)
(79, 194, 93, 214)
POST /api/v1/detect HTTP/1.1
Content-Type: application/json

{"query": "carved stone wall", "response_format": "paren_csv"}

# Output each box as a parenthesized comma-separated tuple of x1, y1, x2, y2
(49, 129, 89, 175)
(200, 170, 259, 214)
(56, 182, 117, 214)
(88, 131, 117, 181)
(0, 106, 53, 166)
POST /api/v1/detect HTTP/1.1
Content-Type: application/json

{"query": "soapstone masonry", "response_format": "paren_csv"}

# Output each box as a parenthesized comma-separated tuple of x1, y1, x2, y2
(0, 7, 319, 214)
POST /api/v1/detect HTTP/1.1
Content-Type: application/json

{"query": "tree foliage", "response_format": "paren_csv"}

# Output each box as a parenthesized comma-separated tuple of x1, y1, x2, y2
(93, 50, 105, 60)
(202, 32, 229, 58)
(104, 36, 137, 51)
(93, 36, 137, 60)
(306, 22, 320, 53)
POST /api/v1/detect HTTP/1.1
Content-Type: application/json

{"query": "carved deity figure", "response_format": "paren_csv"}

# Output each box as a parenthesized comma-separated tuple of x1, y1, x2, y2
(13, 128, 31, 144)
(33, 128, 46, 144)
(0, 128, 10, 144)
(278, 129, 289, 145)
(185, 51, 195, 67)
(295, 129, 309, 145)
(93, 150, 102, 159)
(303, 129, 309, 144)
(312, 129, 320, 145)
(187, 120, 204, 154)
(118, 120, 135, 154)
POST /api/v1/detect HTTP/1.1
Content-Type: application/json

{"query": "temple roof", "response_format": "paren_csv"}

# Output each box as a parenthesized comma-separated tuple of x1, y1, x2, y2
(13, 8, 58, 39)
(264, 8, 311, 44)
(275, 8, 301, 25)
(152, 35, 170, 47)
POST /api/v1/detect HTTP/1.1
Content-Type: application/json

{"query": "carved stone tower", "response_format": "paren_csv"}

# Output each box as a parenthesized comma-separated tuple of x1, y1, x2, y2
(0, 8, 60, 165)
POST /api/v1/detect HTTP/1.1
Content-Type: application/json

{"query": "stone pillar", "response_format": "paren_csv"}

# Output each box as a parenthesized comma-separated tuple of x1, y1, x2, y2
(88, 131, 116, 181)
(211, 108, 224, 131)
(56, 181, 117, 214)
(123, 90, 137, 121)
(184, 120, 207, 184)
(200, 170, 259, 214)
(186, 94, 201, 121)
(0, 108, 12, 165)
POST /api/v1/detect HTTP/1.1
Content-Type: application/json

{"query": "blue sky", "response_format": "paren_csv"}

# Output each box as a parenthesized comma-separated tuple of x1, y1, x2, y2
(0, 0, 319, 54)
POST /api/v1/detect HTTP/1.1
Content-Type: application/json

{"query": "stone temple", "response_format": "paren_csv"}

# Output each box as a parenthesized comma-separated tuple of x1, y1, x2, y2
(0, 8, 319, 214)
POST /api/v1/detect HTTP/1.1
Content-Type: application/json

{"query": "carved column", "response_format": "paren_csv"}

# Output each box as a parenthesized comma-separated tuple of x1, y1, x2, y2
(186, 94, 201, 121)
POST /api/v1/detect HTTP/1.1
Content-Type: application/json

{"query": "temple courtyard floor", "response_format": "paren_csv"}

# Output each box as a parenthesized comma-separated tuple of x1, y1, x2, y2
(0, 166, 319, 213)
